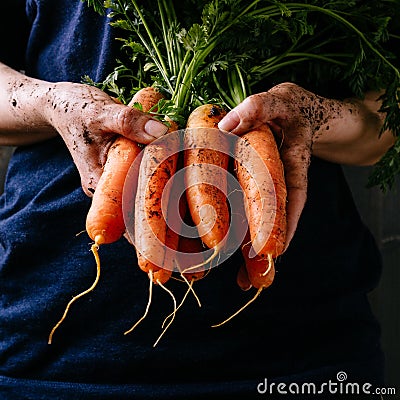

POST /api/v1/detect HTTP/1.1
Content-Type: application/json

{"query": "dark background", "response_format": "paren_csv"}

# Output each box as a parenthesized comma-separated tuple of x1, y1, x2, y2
(343, 165, 400, 391)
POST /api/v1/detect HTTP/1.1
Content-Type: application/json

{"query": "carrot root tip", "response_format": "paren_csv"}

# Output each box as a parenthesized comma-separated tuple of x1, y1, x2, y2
(153, 281, 177, 347)
(124, 270, 154, 335)
(161, 282, 193, 329)
(211, 286, 263, 328)
(48, 243, 101, 344)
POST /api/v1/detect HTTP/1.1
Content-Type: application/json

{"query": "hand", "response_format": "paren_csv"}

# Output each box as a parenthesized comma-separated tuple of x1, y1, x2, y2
(43, 82, 168, 196)
(218, 82, 339, 249)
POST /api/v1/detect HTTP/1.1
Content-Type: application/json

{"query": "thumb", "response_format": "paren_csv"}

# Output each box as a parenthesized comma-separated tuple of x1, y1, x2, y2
(101, 104, 168, 144)
(218, 94, 269, 135)
(218, 109, 241, 132)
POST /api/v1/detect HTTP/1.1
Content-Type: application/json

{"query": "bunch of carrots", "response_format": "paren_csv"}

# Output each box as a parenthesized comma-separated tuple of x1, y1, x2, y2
(48, 84, 287, 345)
(49, 0, 400, 344)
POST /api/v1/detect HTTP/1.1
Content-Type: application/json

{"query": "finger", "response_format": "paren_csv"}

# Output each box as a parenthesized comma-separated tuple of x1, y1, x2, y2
(80, 165, 103, 198)
(280, 128, 312, 251)
(219, 94, 267, 134)
(218, 93, 290, 135)
(284, 187, 307, 251)
(236, 263, 252, 291)
(101, 104, 168, 144)
(66, 131, 116, 197)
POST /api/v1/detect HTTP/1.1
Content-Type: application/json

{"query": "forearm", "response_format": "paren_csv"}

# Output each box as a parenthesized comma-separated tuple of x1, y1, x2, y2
(0, 62, 58, 145)
(312, 91, 395, 166)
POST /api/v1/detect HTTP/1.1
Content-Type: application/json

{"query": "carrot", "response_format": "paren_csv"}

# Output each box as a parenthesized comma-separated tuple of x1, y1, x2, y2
(48, 135, 144, 344)
(133, 120, 179, 285)
(234, 124, 287, 280)
(125, 118, 179, 342)
(240, 230, 275, 290)
(212, 124, 285, 327)
(128, 86, 178, 284)
(126, 87, 177, 285)
(86, 139, 142, 246)
(184, 104, 230, 265)
(127, 86, 165, 110)
(122, 87, 182, 340)
(49, 88, 164, 344)
(177, 236, 206, 282)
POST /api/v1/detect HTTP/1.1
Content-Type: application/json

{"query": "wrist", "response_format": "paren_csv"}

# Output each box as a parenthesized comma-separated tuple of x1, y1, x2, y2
(0, 64, 58, 144)
(312, 93, 393, 165)
(19, 77, 58, 132)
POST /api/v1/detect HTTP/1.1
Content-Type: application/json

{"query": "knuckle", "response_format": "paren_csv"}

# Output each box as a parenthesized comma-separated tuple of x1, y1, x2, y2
(115, 106, 144, 137)
(269, 82, 299, 95)
(240, 93, 266, 118)
(115, 106, 132, 133)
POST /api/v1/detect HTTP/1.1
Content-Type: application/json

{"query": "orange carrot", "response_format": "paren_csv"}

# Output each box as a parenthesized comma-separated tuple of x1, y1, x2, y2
(128, 86, 178, 285)
(177, 236, 206, 282)
(234, 124, 286, 286)
(240, 230, 275, 290)
(134, 120, 179, 285)
(85, 87, 165, 246)
(184, 104, 230, 257)
(48, 88, 164, 344)
(125, 105, 179, 340)
(127, 86, 165, 110)
(86, 138, 142, 246)
(212, 125, 285, 327)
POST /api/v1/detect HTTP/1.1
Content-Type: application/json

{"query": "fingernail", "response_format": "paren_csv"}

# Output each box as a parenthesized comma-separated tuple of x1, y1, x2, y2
(144, 119, 168, 138)
(218, 110, 240, 132)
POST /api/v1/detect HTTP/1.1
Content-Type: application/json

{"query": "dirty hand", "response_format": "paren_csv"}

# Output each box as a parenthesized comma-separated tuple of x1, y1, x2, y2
(41, 82, 167, 196)
(2, 61, 168, 197)
(218, 82, 345, 250)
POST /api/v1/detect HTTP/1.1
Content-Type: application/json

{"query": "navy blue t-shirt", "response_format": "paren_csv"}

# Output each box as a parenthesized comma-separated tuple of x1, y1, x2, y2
(0, 1, 385, 399)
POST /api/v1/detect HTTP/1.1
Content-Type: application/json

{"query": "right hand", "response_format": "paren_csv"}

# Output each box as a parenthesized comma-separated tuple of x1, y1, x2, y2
(42, 82, 168, 196)
(1, 62, 169, 196)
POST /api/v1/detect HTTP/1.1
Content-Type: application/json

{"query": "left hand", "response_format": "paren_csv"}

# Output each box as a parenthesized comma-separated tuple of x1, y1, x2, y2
(218, 82, 340, 249)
